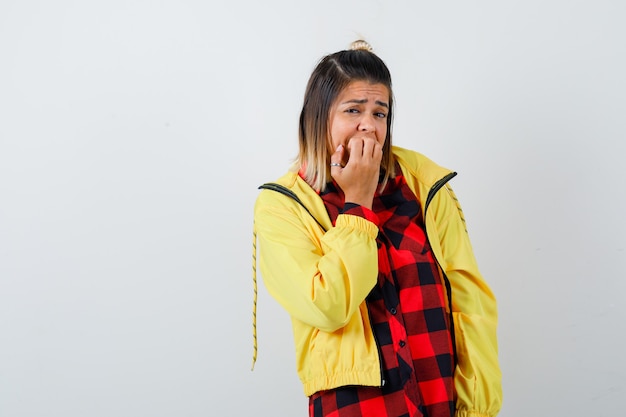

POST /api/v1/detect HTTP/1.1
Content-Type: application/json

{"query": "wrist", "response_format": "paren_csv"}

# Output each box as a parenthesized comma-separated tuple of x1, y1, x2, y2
(344, 196, 373, 210)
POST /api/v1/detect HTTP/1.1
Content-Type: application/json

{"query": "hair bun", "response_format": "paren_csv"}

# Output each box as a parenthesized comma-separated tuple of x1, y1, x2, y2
(350, 39, 373, 52)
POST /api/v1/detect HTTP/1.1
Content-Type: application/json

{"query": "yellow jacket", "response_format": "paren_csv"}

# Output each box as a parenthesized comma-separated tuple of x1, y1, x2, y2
(253, 147, 502, 417)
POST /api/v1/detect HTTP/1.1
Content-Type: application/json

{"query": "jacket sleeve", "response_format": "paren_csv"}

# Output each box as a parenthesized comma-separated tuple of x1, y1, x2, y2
(429, 184, 503, 417)
(254, 190, 379, 333)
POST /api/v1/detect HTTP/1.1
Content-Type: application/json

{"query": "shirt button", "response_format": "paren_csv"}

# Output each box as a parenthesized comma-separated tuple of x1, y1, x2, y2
(399, 340, 406, 347)
(390, 308, 397, 315)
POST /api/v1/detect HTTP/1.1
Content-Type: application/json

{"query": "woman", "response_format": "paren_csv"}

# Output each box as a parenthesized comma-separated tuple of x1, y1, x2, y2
(252, 40, 502, 417)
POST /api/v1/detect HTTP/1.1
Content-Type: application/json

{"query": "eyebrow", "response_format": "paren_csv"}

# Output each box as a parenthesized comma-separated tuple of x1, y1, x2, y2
(341, 98, 389, 108)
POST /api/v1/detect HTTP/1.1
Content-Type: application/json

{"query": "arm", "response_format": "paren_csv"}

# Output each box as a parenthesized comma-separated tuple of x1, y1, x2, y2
(254, 191, 379, 332)
(429, 184, 503, 417)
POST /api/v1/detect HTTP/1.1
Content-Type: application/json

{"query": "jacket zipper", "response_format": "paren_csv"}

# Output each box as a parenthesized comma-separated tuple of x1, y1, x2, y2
(423, 171, 459, 365)
(424, 172, 457, 210)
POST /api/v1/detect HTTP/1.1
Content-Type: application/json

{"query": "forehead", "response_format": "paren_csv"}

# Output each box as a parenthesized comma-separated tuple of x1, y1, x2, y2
(336, 81, 390, 103)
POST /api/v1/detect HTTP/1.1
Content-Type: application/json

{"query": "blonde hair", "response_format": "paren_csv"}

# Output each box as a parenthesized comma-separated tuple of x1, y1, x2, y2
(296, 40, 395, 192)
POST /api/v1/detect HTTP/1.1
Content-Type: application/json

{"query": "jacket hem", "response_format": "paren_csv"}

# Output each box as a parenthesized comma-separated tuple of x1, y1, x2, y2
(455, 410, 494, 417)
(302, 370, 382, 397)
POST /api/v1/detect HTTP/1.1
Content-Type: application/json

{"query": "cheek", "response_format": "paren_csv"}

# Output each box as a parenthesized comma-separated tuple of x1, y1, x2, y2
(378, 122, 388, 143)
(331, 121, 350, 142)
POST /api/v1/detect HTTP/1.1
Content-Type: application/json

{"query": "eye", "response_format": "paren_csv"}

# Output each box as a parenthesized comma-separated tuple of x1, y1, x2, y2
(345, 108, 360, 114)
(375, 112, 387, 119)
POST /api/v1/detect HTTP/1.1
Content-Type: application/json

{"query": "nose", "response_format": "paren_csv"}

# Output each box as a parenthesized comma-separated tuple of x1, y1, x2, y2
(359, 114, 375, 132)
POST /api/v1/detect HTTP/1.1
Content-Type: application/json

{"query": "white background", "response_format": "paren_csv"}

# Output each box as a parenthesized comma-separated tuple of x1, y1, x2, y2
(1, 1, 625, 416)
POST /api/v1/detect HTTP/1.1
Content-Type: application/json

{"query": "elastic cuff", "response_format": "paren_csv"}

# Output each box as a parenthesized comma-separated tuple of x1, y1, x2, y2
(335, 213, 379, 238)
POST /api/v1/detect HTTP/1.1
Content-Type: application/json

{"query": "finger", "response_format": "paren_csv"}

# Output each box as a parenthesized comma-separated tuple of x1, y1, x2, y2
(347, 137, 364, 160)
(330, 144, 345, 169)
(373, 141, 383, 160)
(354, 137, 381, 161)
(362, 137, 377, 157)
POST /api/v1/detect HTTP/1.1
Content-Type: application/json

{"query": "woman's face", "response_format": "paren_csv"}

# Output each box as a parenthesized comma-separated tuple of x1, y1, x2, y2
(328, 81, 389, 161)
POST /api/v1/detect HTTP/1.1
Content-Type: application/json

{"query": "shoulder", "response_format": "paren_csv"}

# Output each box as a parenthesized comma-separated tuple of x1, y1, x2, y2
(255, 170, 327, 217)
(392, 146, 453, 189)
(255, 171, 298, 208)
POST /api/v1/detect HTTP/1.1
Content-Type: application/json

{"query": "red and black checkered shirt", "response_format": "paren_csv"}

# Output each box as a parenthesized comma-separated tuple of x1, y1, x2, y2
(309, 168, 455, 417)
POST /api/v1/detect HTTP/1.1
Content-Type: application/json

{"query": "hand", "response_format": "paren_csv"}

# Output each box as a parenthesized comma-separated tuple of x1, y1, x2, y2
(330, 137, 382, 210)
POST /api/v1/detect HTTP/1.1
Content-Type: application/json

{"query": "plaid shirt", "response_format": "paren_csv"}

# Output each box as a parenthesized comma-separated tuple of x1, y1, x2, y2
(309, 169, 455, 417)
